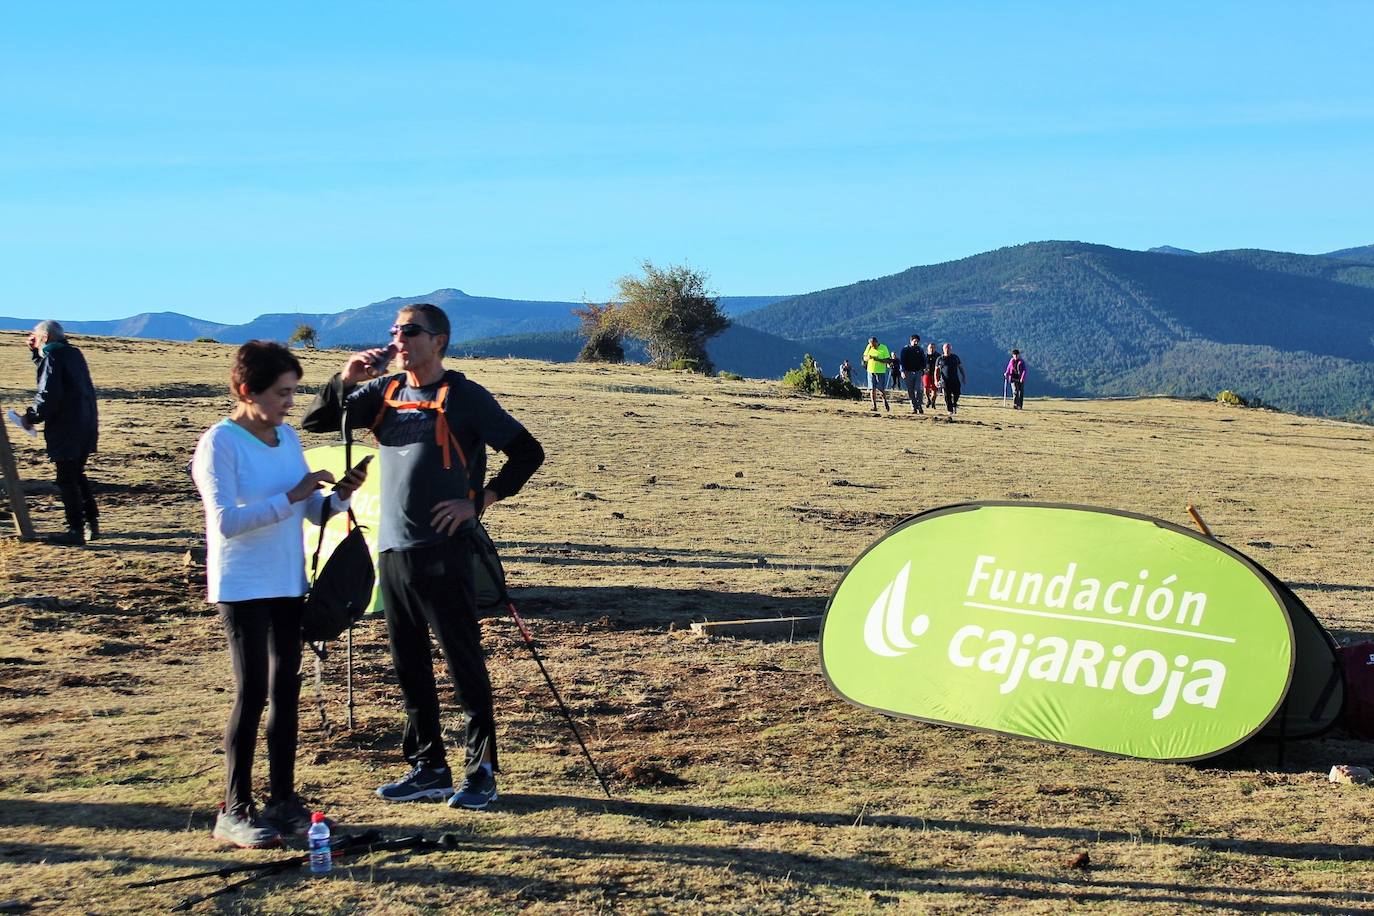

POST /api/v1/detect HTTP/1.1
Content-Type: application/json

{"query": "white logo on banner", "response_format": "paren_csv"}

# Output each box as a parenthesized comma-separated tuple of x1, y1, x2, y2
(863, 561, 931, 657)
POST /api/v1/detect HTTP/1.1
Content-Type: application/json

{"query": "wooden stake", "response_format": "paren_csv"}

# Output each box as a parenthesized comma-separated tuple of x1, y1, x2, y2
(0, 417, 35, 539)
(1186, 503, 1213, 539)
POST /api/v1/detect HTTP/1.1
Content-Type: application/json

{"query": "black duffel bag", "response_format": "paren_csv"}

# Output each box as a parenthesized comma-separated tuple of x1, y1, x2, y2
(302, 501, 375, 643)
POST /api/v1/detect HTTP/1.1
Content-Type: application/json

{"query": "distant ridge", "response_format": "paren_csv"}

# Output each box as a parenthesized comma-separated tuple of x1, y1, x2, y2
(1321, 244, 1374, 265)
(6, 241, 1374, 422)
(0, 291, 787, 349)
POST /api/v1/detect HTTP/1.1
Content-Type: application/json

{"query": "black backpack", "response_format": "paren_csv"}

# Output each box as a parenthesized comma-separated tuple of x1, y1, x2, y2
(302, 501, 375, 643)
(471, 520, 507, 616)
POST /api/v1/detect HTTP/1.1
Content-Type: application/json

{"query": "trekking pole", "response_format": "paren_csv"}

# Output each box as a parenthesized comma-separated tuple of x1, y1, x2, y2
(1002, 377, 1009, 407)
(346, 623, 355, 730)
(165, 832, 457, 912)
(473, 549, 613, 799)
(343, 410, 356, 732)
(130, 830, 382, 889)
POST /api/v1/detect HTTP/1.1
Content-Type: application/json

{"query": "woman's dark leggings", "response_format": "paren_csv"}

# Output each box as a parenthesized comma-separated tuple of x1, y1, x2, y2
(219, 597, 304, 813)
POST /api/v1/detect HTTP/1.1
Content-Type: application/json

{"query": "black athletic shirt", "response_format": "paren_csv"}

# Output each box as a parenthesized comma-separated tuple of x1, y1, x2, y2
(936, 354, 963, 388)
(303, 370, 543, 552)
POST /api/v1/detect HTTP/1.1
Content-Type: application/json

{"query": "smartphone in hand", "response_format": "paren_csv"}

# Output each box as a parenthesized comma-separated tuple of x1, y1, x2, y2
(334, 455, 372, 493)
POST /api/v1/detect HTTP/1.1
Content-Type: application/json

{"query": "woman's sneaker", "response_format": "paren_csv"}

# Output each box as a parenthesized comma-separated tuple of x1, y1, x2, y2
(212, 803, 282, 849)
(262, 795, 315, 837)
(375, 765, 454, 802)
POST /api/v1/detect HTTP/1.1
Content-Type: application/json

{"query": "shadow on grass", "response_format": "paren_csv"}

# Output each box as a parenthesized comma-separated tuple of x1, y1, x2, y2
(497, 585, 827, 629)
(1290, 581, 1374, 593)
(4, 799, 1373, 913)
(504, 792, 1374, 865)
(497, 539, 849, 573)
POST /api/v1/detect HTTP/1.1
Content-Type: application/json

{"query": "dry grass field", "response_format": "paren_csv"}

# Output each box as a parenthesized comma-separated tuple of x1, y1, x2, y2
(2, 331, 1373, 914)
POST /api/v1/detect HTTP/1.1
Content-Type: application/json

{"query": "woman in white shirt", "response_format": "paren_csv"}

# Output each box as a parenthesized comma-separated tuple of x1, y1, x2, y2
(191, 341, 367, 849)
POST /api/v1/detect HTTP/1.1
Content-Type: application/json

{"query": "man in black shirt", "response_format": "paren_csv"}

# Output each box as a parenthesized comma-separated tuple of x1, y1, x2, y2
(303, 303, 544, 811)
(935, 343, 967, 417)
(897, 334, 926, 415)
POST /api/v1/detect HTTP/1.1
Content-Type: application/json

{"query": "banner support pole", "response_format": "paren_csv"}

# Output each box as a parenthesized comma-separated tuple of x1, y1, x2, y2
(1186, 503, 1213, 538)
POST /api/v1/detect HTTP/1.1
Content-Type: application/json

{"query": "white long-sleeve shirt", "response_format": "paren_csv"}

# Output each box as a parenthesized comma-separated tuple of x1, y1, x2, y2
(191, 418, 346, 603)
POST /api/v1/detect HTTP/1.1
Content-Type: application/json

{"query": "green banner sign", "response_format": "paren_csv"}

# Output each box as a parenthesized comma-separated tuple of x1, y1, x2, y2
(303, 444, 383, 614)
(821, 503, 1297, 761)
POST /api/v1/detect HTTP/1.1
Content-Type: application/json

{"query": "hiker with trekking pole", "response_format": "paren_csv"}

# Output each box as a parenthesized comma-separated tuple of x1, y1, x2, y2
(303, 302, 546, 811)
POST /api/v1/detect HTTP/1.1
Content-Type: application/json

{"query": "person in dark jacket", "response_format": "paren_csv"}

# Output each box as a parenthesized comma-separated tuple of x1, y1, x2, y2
(302, 302, 544, 811)
(20, 321, 99, 546)
(898, 334, 926, 415)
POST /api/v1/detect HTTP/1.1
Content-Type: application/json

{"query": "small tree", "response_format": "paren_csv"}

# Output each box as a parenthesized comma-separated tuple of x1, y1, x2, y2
(616, 261, 729, 373)
(782, 354, 863, 399)
(289, 323, 318, 349)
(573, 301, 625, 363)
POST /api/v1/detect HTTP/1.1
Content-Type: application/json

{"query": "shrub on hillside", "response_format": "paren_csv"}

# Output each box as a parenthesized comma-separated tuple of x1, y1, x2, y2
(1217, 389, 1264, 408)
(717, 370, 743, 381)
(782, 354, 862, 399)
(194, 336, 219, 343)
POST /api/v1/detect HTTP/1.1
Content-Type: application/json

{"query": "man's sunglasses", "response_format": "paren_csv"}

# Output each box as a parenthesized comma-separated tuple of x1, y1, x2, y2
(390, 323, 439, 338)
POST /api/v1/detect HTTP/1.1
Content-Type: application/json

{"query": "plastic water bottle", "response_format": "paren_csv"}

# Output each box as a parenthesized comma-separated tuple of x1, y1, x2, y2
(307, 812, 331, 875)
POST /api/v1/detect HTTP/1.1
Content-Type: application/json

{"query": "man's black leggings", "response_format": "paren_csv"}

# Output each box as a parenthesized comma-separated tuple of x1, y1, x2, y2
(53, 456, 97, 531)
(379, 536, 497, 779)
(219, 597, 303, 813)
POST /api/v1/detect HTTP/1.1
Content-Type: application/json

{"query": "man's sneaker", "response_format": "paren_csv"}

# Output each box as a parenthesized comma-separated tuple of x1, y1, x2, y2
(212, 804, 282, 849)
(87, 519, 100, 541)
(262, 795, 314, 836)
(447, 768, 498, 811)
(375, 765, 453, 802)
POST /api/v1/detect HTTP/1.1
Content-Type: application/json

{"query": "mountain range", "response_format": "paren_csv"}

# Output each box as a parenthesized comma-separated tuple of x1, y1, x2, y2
(5, 242, 1374, 422)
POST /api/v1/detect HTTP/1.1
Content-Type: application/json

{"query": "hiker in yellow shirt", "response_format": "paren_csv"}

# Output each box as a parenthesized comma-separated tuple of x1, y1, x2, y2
(862, 337, 891, 412)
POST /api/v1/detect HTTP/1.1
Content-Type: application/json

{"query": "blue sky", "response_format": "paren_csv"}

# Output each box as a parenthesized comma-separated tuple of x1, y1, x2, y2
(3, 1, 1371, 323)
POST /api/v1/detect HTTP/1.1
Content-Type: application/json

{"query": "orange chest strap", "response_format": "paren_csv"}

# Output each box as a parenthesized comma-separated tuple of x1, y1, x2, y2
(369, 377, 469, 472)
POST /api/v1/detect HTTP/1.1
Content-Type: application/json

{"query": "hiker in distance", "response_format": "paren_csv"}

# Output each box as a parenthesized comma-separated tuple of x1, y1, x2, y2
(936, 342, 967, 417)
(862, 337, 891, 412)
(303, 302, 545, 811)
(191, 341, 369, 848)
(923, 341, 939, 410)
(1005, 349, 1028, 409)
(19, 321, 99, 546)
(898, 334, 926, 415)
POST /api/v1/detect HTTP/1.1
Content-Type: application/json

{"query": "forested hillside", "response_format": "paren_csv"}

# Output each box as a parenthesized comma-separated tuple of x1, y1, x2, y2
(735, 241, 1374, 422)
